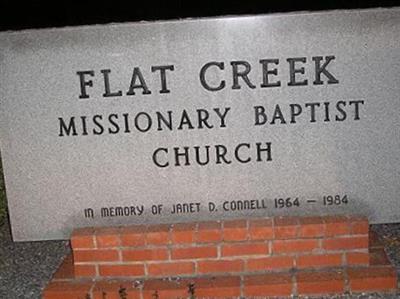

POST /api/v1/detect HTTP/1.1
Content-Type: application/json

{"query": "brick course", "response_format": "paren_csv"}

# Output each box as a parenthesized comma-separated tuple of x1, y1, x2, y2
(71, 215, 374, 279)
(43, 215, 398, 298)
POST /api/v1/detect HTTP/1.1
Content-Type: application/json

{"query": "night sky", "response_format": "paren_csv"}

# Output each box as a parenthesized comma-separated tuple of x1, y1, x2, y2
(0, 0, 398, 31)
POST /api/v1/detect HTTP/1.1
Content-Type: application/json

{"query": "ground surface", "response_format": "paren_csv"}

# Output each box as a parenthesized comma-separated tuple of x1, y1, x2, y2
(0, 218, 70, 299)
(0, 217, 399, 299)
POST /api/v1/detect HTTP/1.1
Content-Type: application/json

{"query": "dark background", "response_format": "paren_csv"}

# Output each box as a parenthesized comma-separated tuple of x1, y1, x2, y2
(0, 0, 399, 31)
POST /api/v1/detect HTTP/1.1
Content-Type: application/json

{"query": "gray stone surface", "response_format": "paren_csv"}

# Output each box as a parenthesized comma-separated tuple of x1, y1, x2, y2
(1, 8, 400, 241)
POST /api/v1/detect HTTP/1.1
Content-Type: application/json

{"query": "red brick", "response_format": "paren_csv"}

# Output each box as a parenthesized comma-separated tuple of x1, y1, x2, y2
(349, 215, 369, 234)
(324, 215, 351, 237)
(92, 280, 141, 299)
(243, 273, 293, 296)
(147, 262, 195, 276)
(223, 219, 248, 241)
(272, 239, 319, 254)
(120, 225, 146, 247)
(370, 248, 391, 266)
(346, 252, 369, 265)
(122, 248, 168, 262)
(299, 216, 325, 237)
(171, 246, 217, 260)
(197, 259, 244, 274)
(323, 236, 368, 250)
(142, 279, 190, 299)
(249, 218, 273, 240)
(99, 264, 145, 277)
(73, 249, 119, 262)
(297, 270, 345, 295)
(42, 281, 93, 299)
(274, 216, 299, 239)
(53, 254, 74, 280)
(222, 242, 269, 257)
(71, 227, 95, 249)
(96, 227, 121, 248)
(195, 276, 241, 297)
(369, 230, 383, 249)
(348, 267, 397, 292)
(74, 264, 97, 277)
(171, 223, 196, 244)
(297, 254, 342, 268)
(196, 221, 222, 243)
(247, 256, 294, 271)
(146, 224, 171, 245)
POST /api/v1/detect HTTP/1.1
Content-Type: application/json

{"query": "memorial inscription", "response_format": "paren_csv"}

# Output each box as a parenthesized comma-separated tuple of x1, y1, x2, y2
(0, 8, 399, 241)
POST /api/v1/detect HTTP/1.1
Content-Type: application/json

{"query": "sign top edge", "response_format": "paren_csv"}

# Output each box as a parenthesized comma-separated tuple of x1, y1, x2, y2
(0, 7, 398, 37)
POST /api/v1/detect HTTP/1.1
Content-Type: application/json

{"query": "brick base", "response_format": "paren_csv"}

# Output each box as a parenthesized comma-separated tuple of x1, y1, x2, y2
(42, 216, 398, 298)
(43, 258, 397, 298)
(70, 215, 372, 279)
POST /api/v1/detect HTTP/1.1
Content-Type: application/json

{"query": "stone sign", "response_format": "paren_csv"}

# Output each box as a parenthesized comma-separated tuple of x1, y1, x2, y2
(0, 8, 399, 241)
